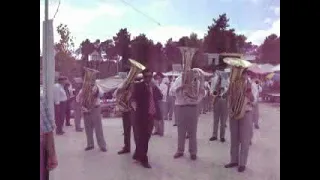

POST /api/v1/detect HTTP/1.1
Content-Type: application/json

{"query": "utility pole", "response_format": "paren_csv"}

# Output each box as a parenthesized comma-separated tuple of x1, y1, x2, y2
(42, 0, 55, 119)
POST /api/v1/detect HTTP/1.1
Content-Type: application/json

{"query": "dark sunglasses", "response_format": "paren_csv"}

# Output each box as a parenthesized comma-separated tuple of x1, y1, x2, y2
(143, 74, 152, 78)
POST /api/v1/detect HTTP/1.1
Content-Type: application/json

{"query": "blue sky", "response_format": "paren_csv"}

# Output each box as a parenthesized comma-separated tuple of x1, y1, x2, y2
(40, 0, 280, 49)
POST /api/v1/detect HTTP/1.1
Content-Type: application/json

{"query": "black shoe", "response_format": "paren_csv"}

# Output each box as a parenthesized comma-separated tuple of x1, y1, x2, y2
(100, 147, 107, 152)
(85, 146, 94, 151)
(209, 137, 217, 141)
(173, 124, 177, 126)
(152, 132, 159, 135)
(238, 166, 246, 172)
(224, 163, 238, 168)
(220, 138, 226, 143)
(255, 124, 260, 129)
(133, 154, 139, 161)
(141, 162, 152, 168)
(169, 118, 172, 120)
(76, 128, 83, 132)
(173, 152, 184, 159)
(66, 124, 72, 126)
(118, 149, 130, 154)
(190, 154, 197, 160)
(56, 131, 65, 135)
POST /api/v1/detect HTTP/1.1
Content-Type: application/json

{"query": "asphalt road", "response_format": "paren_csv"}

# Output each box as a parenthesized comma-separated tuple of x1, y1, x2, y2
(50, 102, 280, 180)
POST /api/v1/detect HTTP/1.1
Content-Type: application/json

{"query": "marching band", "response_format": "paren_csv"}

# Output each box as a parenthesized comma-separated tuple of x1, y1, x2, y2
(49, 56, 262, 173)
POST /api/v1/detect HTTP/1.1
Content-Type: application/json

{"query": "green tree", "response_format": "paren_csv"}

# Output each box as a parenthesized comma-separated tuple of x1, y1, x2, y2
(148, 42, 165, 72)
(55, 24, 75, 55)
(130, 34, 153, 66)
(113, 28, 131, 71)
(164, 38, 181, 70)
(203, 13, 253, 54)
(54, 23, 77, 78)
(100, 39, 117, 60)
(257, 34, 280, 64)
(80, 39, 95, 71)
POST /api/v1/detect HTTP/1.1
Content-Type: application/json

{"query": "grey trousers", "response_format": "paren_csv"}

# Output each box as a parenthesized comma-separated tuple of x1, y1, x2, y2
(55, 101, 67, 133)
(74, 102, 82, 130)
(174, 105, 178, 125)
(212, 98, 228, 138)
(83, 106, 106, 148)
(154, 101, 165, 135)
(229, 111, 253, 166)
(176, 105, 199, 155)
(252, 104, 260, 126)
(166, 96, 175, 120)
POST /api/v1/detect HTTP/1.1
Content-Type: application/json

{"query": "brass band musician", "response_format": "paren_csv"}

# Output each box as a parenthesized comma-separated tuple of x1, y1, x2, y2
(223, 58, 255, 173)
(209, 70, 229, 142)
(76, 69, 107, 152)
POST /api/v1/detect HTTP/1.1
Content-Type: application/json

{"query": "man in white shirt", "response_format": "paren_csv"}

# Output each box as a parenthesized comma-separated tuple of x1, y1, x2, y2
(171, 70, 205, 160)
(250, 76, 262, 129)
(165, 76, 175, 121)
(209, 73, 229, 143)
(76, 82, 107, 152)
(53, 77, 68, 135)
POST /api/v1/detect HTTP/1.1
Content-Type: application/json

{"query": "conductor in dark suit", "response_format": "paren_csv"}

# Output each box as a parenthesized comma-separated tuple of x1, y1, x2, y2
(131, 69, 163, 168)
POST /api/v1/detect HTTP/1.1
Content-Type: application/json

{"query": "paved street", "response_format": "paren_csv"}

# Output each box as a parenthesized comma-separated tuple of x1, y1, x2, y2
(51, 103, 280, 180)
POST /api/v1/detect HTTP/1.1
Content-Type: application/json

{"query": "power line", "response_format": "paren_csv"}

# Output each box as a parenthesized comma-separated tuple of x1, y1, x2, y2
(53, 0, 61, 19)
(119, 0, 162, 26)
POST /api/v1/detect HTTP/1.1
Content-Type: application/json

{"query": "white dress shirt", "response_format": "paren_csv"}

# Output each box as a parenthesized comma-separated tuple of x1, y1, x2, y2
(158, 82, 168, 102)
(53, 83, 67, 105)
(251, 82, 262, 105)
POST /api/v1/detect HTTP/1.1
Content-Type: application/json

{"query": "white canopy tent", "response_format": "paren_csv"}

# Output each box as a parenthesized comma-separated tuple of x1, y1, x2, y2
(96, 76, 124, 93)
(258, 64, 275, 73)
(271, 64, 280, 72)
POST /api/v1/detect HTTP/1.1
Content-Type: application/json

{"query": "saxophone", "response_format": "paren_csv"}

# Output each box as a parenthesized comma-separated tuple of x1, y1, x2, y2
(212, 73, 222, 105)
(115, 59, 145, 112)
(224, 57, 252, 120)
(81, 67, 100, 112)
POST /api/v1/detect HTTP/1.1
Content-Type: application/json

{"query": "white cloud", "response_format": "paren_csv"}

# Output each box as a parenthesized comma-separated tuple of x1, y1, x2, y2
(243, 6, 280, 45)
(271, 6, 280, 16)
(264, 18, 272, 24)
(40, 1, 126, 49)
(245, 18, 280, 45)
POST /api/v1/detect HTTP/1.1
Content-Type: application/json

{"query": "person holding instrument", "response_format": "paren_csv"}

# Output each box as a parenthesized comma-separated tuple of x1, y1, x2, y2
(210, 71, 229, 142)
(223, 58, 255, 173)
(76, 81, 107, 152)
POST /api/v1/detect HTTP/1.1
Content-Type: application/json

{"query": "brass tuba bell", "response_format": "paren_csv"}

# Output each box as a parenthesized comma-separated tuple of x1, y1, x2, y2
(81, 67, 100, 111)
(223, 57, 252, 120)
(115, 59, 146, 112)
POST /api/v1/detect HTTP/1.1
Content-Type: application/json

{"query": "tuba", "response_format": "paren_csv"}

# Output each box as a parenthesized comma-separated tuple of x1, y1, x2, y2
(115, 59, 145, 112)
(224, 57, 252, 120)
(178, 47, 200, 101)
(81, 67, 100, 111)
